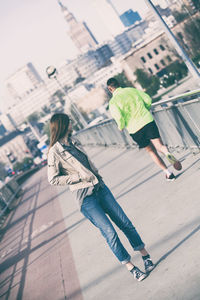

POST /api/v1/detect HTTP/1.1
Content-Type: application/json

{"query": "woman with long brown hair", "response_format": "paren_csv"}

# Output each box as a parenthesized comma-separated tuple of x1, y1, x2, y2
(47, 113, 154, 281)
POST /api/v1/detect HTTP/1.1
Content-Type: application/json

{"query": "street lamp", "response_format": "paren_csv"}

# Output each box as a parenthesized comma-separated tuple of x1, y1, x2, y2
(46, 66, 87, 128)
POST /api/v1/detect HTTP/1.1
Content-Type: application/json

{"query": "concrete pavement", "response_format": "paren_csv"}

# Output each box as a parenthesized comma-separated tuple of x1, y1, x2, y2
(0, 146, 200, 300)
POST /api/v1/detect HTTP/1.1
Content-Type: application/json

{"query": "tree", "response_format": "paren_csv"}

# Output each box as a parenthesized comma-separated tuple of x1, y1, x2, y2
(27, 112, 39, 124)
(42, 122, 50, 143)
(172, 9, 188, 23)
(113, 72, 133, 88)
(167, 61, 188, 79)
(193, 53, 200, 68)
(53, 90, 65, 106)
(42, 105, 51, 114)
(190, 0, 200, 10)
(13, 161, 24, 172)
(74, 77, 85, 85)
(146, 76, 160, 96)
(78, 108, 90, 122)
(63, 85, 72, 93)
(134, 69, 160, 96)
(184, 17, 200, 56)
(160, 61, 188, 88)
(23, 157, 33, 166)
(134, 69, 152, 88)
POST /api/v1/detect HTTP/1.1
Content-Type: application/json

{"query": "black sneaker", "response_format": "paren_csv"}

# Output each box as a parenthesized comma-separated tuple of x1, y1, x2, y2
(166, 173, 176, 181)
(130, 266, 146, 281)
(144, 258, 154, 273)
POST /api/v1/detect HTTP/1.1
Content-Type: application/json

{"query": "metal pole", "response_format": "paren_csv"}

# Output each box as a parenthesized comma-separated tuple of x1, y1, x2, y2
(53, 76, 88, 127)
(144, 0, 200, 81)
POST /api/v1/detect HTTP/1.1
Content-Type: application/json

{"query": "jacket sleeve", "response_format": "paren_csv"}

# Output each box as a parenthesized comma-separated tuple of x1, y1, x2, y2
(109, 101, 125, 130)
(137, 90, 152, 110)
(47, 151, 80, 186)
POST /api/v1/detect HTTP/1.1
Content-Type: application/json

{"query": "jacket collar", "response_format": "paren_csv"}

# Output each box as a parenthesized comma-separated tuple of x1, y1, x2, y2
(55, 141, 66, 153)
(113, 87, 122, 96)
(55, 139, 77, 153)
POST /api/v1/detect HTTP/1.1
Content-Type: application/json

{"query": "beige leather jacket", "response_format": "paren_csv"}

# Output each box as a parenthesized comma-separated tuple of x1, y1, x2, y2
(47, 141, 99, 191)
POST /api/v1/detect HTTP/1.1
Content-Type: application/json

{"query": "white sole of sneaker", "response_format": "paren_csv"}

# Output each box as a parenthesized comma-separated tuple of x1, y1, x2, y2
(146, 265, 154, 273)
(137, 274, 147, 281)
(166, 178, 175, 182)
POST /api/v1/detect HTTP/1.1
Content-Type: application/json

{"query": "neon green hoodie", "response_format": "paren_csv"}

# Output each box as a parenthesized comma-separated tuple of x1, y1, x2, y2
(109, 87, 154, 134)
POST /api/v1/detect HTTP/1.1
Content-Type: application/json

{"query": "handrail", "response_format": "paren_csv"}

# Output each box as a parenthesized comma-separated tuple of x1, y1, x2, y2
(152, 88, 200, 107)
(74, 88, 200, 152)
(0, 166, 40, 218)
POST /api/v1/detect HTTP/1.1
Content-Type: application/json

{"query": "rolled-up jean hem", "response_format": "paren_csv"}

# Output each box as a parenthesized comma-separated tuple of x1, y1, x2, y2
(121, 255, 131, 265)
(134, 243, 145, 251)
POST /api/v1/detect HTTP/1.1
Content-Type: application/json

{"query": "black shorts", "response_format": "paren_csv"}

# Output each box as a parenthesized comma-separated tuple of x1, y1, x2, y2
(130, 121, 160, 149)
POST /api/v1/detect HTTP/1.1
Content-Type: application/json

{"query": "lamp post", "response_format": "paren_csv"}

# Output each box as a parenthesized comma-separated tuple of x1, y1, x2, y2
(46, 66, 88, 128)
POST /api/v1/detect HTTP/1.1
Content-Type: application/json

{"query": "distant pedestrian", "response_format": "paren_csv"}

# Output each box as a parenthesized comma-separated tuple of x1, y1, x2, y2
(47, 113, 154, 281)
(107, 78, 182, 181)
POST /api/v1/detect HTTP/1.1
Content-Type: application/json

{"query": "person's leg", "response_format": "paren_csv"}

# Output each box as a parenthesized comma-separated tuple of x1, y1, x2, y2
(151, 138, 182, 171)
(98, 186, 152, 255)
(150, 137, 169, 155)
(145, 143, 168, 171)
(80, 193, 131, 265)
(98, 185, 154, 275)
(130, 123, 171, 173)
(81, 193, 147, 280)
(145, 143, 176, 180)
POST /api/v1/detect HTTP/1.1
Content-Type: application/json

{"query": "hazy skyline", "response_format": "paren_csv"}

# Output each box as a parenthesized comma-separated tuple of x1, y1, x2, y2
(0, 0, 149, 111)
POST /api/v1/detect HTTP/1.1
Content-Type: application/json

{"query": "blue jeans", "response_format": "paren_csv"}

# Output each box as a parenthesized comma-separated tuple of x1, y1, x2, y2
(80, 184, 145, 264)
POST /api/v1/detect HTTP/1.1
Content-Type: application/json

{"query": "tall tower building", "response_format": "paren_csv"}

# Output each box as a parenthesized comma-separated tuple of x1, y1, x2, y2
(92, 0, 125, 39)
(120, 10, 142, 27)
(58, 1, 98, 53)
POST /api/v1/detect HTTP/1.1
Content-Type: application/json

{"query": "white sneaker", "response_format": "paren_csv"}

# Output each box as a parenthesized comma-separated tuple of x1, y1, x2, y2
(130, 266, 146, 281)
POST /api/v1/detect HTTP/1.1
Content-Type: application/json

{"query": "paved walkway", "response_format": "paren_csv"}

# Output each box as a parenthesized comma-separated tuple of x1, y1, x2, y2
(0, 146, 200, 300)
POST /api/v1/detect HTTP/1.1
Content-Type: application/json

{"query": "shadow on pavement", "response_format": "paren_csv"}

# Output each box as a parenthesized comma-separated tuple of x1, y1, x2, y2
(60, 218, 200, 299)
(155, 224, 200, 269)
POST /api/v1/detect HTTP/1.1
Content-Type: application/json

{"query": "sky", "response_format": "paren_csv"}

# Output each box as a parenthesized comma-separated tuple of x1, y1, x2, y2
(0, 0, 150, 111)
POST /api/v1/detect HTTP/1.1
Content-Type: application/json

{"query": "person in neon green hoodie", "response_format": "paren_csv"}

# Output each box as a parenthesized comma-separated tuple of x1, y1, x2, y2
(107, 77, 182, 181)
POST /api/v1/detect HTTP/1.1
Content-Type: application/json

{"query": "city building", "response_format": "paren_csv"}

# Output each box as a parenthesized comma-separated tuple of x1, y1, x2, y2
(0, 131, 31, 166)
(6, 84, 51, 126)
(58, 1, 98, 53)
(144, 4, 176, 28)
(120, 10, 141, 27)
(0, 121, 6, 137)
(125, 21, 147, 44)
(85, 60, 123, 89)
(164, 0, 196, 11)
(122, 33, 178, 84)
(121, 10, 198, 85)
(108, 32, 132, 57)
(0, 113, 17, 132)
(55, 44, 114, 87)
(5, 63, 43, 104)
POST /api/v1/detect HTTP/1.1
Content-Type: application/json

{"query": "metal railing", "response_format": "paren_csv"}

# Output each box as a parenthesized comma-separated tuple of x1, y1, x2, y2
(0, 166, 40, 218)
(0, 179, 21, 218)
(75, 89, 200, 152)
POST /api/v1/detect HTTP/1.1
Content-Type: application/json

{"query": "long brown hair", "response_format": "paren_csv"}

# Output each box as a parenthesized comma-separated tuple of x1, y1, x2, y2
(49, 113, 70, 149)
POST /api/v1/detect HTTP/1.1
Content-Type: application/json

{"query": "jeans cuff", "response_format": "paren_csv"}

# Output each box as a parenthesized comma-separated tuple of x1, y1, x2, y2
(120, 254, 131, 265)
(134, 243, 145, 251)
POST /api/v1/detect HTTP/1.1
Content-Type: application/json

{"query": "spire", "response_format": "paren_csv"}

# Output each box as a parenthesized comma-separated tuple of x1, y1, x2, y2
(57, 1, 66, 10)
(57, 0, 77, 27)
(107, 0, 120, 16)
